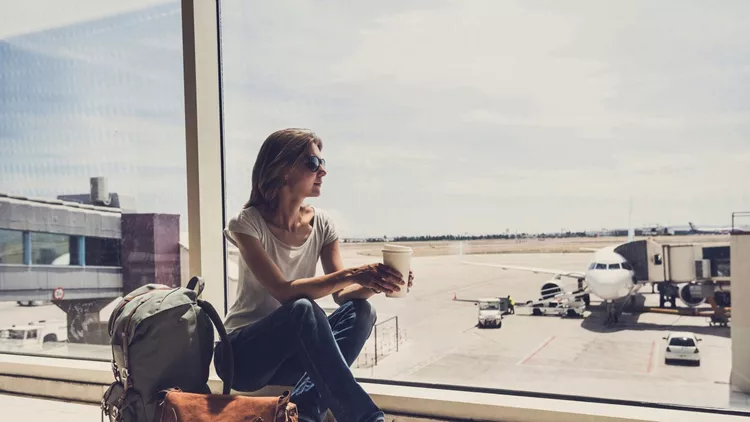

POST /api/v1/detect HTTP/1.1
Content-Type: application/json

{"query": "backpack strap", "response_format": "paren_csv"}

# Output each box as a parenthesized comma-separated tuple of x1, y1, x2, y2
(197, 299, 234, 395)
(112, 297, 151, 417)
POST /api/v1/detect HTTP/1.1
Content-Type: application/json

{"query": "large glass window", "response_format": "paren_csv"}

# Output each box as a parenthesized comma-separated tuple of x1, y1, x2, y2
(219, 0, 749, 412)
(0, 230, 23, 264)
(30, 233, 70, 265)
(0, 0, 188, 360)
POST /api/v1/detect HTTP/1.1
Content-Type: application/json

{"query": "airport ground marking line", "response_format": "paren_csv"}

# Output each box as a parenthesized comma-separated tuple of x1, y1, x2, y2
(520, 362, 653, 376)
(402, 342, 466, 377)
(517, 335, 557, 366)
(647, 340, 656, 374)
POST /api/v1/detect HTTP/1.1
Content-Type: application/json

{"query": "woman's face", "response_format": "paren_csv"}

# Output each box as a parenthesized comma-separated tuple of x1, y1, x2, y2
(286, 142, 327, 199)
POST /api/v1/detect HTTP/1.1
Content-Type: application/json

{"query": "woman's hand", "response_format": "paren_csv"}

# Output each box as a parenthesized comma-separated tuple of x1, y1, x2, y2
(408, 270, 414, 290)
(349, 263, 405, 295)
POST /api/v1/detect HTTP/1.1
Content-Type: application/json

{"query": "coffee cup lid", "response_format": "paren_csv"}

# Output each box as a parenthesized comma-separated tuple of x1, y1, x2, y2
(382, 244, 413, 252)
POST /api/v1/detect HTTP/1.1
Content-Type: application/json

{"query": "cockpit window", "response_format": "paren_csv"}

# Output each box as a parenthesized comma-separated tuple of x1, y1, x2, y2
(608, 263, 621, 270)
(595, 263, 607, 270)
(622, 262, 633, 271)
(588, 263, 596, 270)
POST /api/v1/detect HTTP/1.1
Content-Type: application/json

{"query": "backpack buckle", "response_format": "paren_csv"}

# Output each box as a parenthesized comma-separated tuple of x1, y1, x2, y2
(101, 399, 120, 422)
(120, 368, 130, 384)
(110, 406, 120, 422)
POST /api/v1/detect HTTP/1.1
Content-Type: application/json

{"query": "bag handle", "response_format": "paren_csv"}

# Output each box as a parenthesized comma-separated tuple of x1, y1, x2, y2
(186, 276, 205, 296)
(196, 299, 234, 395)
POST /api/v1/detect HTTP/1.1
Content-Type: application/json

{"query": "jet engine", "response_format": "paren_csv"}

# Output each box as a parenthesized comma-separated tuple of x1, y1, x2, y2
(678, 283, 707, 307)
(540, 281, 564, 300)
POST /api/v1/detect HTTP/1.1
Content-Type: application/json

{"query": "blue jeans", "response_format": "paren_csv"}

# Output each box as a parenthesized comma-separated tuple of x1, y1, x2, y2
(214, 298, 384, 422)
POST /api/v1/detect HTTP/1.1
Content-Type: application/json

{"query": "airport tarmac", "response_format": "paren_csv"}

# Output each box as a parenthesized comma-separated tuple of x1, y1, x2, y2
(331, 248, 743, 410)
(0, 241, 746, 411)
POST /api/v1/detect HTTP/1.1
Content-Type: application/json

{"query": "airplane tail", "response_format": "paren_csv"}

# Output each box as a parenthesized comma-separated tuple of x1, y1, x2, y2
(689, 222, 697, 231)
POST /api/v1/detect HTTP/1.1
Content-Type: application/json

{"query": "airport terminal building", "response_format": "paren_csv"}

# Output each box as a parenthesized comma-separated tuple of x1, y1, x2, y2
(0, 178, 182, 344)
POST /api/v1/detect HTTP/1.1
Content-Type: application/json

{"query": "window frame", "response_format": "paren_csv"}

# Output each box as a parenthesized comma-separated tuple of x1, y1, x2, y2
(181, 0, 228, 313)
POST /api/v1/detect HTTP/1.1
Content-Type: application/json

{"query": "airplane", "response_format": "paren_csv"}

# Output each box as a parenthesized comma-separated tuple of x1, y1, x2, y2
(462, 244, 642, 325)
(687, 222, 745, 235)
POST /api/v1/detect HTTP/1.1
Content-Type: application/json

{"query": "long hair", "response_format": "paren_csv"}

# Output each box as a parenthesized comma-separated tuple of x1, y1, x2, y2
(244, 128, 323, 211)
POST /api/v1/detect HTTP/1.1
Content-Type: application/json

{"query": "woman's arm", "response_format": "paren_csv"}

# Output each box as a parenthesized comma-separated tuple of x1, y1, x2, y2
(232, 231, 403, 304)
(321, 240, 378, 305)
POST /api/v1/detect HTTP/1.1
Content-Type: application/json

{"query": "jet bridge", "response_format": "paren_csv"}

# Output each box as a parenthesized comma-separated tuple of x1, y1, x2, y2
(614, 239, 731, 309)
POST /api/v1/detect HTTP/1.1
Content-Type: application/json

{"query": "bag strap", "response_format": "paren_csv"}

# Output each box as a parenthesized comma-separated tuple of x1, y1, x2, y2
(186, 276, 205, 296)
(196, 299, 234, 395)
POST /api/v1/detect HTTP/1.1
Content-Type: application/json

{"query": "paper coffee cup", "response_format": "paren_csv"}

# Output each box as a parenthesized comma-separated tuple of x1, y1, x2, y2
(382, 245, 412, 298)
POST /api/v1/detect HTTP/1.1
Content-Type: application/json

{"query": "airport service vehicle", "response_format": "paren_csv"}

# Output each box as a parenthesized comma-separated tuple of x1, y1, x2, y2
(663, 331, 701, 366)
(0, 319, 68, 348)
(476, 298, 503, 328)
(527, 296, 586, 318)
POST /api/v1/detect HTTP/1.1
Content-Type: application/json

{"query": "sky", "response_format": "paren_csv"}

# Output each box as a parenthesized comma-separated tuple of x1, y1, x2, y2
(1, 0, 749, 238)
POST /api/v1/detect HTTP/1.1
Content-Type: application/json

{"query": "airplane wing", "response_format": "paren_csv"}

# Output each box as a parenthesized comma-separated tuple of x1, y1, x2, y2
(462, 261, 586, 279)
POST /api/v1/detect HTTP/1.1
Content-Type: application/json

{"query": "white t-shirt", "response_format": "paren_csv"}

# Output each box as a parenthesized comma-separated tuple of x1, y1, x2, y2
(223, 206, 338, 334)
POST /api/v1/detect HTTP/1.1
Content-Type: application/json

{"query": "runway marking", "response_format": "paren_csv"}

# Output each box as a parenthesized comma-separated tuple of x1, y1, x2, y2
(520, 363, 651, 376)
(647, 340, 656, 374)
(402, 344, 463, 376)
(518, 336, 556, 366)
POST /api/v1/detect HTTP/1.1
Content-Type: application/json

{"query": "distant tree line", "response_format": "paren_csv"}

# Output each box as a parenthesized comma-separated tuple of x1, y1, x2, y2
(342, 228, 683, 244)
(354, 231, 589, 243)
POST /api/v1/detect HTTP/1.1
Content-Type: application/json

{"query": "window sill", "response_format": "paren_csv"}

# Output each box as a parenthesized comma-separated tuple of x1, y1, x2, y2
(0, 353, 741, 422)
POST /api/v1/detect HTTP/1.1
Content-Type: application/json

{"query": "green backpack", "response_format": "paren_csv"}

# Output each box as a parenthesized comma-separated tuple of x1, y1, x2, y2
(102, 277, 234, 422)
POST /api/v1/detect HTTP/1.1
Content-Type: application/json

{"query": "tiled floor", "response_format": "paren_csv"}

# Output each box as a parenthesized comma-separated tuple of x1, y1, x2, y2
(0, 393, 102, 421)
(0, 393, 450, 422)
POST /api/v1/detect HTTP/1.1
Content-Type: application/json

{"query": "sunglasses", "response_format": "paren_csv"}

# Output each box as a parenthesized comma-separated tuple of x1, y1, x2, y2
(305, 155, 326, 172)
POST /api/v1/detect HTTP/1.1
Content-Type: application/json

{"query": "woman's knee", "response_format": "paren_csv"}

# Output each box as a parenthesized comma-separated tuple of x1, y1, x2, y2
(288, 297, 322, 323)
(349, 299, 377, 328)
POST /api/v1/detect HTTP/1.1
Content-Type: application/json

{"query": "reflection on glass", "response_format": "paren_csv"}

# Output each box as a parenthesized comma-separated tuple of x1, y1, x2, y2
(0, 229, 23, 264)
(30, 233, 71, 265)
(0, 1, 187, 361)
(670, 337, 696, 347)
(220, 0, 747, 412)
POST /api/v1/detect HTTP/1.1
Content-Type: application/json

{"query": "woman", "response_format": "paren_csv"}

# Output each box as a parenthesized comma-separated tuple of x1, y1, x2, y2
(215, 128, 413, 422)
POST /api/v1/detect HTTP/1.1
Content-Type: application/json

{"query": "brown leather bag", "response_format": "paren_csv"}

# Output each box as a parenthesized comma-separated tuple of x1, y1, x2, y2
(156, 296, 298, 422)
(157, 389, 298, 422)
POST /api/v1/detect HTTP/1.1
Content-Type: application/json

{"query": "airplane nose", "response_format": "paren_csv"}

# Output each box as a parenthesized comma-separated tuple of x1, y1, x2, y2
(587, 271, 633, 300)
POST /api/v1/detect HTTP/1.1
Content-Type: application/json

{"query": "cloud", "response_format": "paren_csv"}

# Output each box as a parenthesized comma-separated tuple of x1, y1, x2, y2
(0, 0, 175, 39)
(3, 1, 750, 237)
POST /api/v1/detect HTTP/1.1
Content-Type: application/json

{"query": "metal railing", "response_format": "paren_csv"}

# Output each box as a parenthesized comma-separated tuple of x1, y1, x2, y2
(355, 315, 404, 369)
(732, 211, 750, 233)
